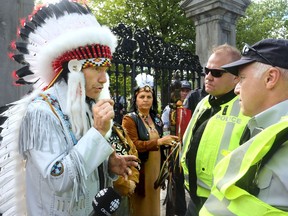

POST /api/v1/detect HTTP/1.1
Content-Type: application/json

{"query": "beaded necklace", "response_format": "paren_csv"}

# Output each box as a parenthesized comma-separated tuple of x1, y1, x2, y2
(139, 112, 156, 132)
(35, 93, 78, 145)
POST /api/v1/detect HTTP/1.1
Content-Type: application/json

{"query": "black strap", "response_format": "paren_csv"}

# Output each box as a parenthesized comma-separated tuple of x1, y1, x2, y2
(239, 125, 251, 145)
(98, 164, 105, 190)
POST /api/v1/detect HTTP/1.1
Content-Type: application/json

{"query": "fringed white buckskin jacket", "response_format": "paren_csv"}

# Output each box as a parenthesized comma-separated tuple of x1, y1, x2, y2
(1, 80, 115, 216)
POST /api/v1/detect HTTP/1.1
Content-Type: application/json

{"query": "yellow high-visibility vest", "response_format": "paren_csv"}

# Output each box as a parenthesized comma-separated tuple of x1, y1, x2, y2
(201, 117, 288, 216)
(181, 95, 249, 198)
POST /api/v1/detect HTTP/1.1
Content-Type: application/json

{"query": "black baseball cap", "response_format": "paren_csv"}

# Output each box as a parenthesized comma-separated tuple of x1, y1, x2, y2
(181, 80, 192, 90)
(222, 38, 288, 75)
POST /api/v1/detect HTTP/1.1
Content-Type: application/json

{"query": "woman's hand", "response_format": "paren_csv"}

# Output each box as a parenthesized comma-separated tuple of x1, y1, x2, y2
(128, 180, 136, 195)
(157, 135, 179, 147)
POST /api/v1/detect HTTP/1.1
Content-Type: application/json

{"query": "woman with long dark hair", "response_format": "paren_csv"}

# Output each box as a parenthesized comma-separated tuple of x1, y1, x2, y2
(122, 73, 178, 216)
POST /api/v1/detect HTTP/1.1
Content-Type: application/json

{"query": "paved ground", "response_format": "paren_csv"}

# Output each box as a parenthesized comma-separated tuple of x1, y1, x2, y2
(160, 188, 166, 216)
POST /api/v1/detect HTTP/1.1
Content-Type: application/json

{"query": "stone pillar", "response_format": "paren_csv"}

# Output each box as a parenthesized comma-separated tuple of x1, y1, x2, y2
(0, 0, 34, 106)
(180, 0, 251, 66)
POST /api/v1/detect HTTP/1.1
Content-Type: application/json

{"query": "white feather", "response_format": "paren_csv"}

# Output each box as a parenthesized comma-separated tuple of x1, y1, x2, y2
(95, 73, 113, 139)
(135, 73, 154, 88)
(66, 71, 87, 140)
(0, 90, 41, 216)
(98, 73, 111, 101)
(23, 11, 117, 89)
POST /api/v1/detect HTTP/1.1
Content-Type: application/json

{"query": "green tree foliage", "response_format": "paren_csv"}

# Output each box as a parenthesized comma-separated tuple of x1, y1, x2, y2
(236, 0, 288, 49)
(89, 0, 196, 52)
(88, 0, 197, 104)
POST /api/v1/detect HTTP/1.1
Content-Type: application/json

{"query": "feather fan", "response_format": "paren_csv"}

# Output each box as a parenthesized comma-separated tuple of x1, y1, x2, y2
(135, 73, 154, 88)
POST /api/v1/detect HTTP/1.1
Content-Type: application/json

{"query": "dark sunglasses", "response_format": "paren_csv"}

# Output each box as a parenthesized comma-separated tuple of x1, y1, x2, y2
(204, 67, 227, 78)
(242, 43, 275, 66)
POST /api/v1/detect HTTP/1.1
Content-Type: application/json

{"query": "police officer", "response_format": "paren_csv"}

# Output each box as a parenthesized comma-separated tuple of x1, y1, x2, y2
(181, 44, 250, 216)
(201, 39, 288, 215)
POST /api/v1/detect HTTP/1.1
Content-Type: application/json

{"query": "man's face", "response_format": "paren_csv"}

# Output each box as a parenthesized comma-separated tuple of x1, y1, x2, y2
(180, 88, 191, 102)
(82, 66, 109, 99)
(235, 63, 268, 117)
(205, 52, 239, 98)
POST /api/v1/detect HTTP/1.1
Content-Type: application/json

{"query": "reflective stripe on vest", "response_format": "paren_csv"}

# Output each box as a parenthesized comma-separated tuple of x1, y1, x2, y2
(181, 95, 211, 191)
(201, 117, 288, 216)
(196, 97, 249, 198)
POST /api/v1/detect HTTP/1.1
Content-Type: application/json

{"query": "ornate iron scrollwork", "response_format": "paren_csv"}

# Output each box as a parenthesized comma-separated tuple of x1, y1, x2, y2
(110, 23, 203, 123)
(112, 23, 202, 73)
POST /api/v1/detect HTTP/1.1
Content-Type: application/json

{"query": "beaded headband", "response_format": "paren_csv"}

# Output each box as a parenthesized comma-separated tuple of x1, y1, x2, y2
(136, 86, 153, 95)
(80, 57, 112, 69)
(135, 73, 154, 94)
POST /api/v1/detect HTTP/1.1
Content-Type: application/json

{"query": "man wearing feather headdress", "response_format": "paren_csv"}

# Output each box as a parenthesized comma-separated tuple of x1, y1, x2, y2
(0, 1, 138, 215)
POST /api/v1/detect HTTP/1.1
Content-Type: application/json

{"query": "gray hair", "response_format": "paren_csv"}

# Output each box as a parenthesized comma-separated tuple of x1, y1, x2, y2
(253, 62, 271, 78)
(254, 62, 288, 81)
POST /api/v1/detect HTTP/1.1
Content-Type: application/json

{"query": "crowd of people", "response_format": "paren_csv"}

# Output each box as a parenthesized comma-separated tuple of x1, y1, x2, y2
(0, 1, 288, 216)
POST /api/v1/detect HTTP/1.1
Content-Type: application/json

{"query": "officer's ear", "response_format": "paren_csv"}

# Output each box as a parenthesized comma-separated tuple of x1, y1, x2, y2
(233, 74, 240, 84)
(265, 67, 280, 89)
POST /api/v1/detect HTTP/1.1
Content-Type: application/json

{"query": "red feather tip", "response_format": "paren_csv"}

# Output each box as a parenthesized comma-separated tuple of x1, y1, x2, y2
(16, 27, 21, 37)
(28, 14, 33, 21)
(19, 18, 26, 27)
(8, 52, 14, 59)
(32, 4, 47, 16)
(11, 70, 18, 79)
(10, 41, 16, 50)
(13, 82, 23, 87)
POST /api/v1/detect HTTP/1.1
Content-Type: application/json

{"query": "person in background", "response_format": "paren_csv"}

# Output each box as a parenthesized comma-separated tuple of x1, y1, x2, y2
(162, 80, 192, 135)
(113, 91, 126, 124)
(201, 39, 288, 215)
(161, 80, 192, 216)
(181, 44, 250, 216)
(0, 1, 138, 215)
(183, 83, 208, 114)
(122, 73, 179, 216)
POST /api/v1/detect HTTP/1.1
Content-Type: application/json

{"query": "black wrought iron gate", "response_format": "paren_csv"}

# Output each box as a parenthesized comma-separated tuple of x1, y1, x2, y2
(109, 24, 203, 123)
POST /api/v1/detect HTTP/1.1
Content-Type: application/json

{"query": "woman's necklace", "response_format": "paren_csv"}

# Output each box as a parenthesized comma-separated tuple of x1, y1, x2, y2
(139, 112, 156, 132)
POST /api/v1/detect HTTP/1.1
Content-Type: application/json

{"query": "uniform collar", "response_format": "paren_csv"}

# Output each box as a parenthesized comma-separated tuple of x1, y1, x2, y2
(248, 99, 288, 133)
(208, 89, 236, 107)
